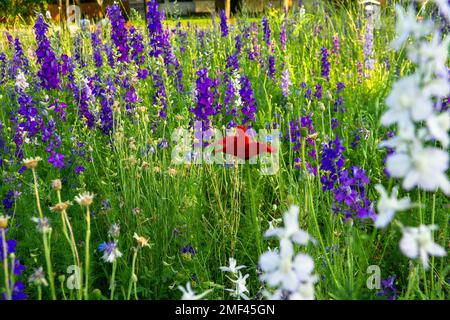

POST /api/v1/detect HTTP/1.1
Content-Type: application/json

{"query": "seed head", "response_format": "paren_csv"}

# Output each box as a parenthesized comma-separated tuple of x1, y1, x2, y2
(51, 179, 62, 191)
(74, 192, 95, 207)
(50, 201, 72, 213)
(23, 157, 42, 169)
(0, 215, 9, 229)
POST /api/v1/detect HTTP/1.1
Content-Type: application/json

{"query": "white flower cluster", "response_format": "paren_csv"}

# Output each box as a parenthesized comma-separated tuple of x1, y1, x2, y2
(230, 70, 242, 108)
(375, 2, 448, 270)
(178, 282, 213, 300)
(258, 205, 317, 300)
(381, 4, 450, 195)
(220, 257, 250, 300)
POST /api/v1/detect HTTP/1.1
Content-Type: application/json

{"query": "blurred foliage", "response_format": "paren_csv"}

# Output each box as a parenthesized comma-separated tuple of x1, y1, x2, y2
(0, 0, 48, 24)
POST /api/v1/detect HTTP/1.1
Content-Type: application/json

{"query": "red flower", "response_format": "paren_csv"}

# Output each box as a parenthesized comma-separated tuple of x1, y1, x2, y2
(216, 125, 276, 160)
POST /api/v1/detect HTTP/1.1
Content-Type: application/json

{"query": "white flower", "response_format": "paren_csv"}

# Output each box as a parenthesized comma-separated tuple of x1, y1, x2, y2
(426, 111, 450, 149)
(178, 282, 212, 300)
(259, 239, 316, 293)
(408, 32, 450, 78)
(378, 129, 414, 152)
(15, 71, 29, 91)
(291, 253, 316, 283)
(383, 75, 433, 127)
(259, 239, 298, 291)
(391, 5, 433, 50)
(374, 185, 413, 229)
(386, 143, 450, 195)
(226, 272, 250, 300)
(220, 257, 246, 274)
(399, 225, 447, 270)
(422, 76, 450, 98)
(289, 280, 316, 300)
(264, 205, 314, 245)
(435, 0, 450, 23)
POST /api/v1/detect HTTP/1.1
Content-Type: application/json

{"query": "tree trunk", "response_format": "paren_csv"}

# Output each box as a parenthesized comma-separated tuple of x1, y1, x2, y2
(225, 0, 230, 18)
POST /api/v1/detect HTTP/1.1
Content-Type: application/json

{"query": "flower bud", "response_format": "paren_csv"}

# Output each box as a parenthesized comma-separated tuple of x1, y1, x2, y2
(0, 215, 9, 229)
(52, 179, 62, 191)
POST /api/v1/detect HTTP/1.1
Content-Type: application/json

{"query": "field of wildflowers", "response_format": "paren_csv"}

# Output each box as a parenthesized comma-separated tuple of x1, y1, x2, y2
(0, 0, 449, 301)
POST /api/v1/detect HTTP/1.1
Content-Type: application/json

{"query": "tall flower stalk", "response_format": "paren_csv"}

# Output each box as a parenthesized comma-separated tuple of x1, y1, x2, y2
(0, 217, 11, 299)
(50, 180, 82, 300)
(75, 191, 94, 299)
(24, 157, 56, 300)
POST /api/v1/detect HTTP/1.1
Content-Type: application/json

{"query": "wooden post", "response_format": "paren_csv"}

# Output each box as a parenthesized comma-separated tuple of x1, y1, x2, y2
(225, 0, 231, 18)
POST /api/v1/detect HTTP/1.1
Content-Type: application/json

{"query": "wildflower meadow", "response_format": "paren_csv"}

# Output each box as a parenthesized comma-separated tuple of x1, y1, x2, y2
(0, 0, 449, 303)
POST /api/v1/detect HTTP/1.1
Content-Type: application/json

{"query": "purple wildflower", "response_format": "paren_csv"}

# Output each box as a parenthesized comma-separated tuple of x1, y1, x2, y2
(280, 22, 287, 51)
(320, 47, 330, 81)
(268, 56, 276, 80)
(190, 68, 216, 129)
(147, 0, 164, 58)
(34, 14, 61, 89)
(91, 28, 103, 68)
(378, 276, 398, 300)
(48, 151, 65, 169)
(332, 34, 340, 56)
(239, 75, 257, 125)
(363, 18, 375, 71)
(281, 66, 291, 98)
(220, 9, 229, 37)
(314, 83, 323, 100)
(262, 16, 271, 46)
(107, 4, 129, 62)
(129, 26, 145, 65)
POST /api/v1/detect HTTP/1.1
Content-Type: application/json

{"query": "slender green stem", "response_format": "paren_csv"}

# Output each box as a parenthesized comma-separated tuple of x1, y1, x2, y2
(37, 285, 42, 300)
(84, 205, 91, 300)
(110, 260, 117, 300)
(32, 168, 56, 300)
(1, 228, 11, 300)
(127, 248, 138, 300)
(57, 191, 83, 300)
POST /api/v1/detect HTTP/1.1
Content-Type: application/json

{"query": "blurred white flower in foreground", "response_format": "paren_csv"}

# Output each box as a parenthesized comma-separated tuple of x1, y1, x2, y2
(399, 225, 447, 270)
(386, 143, 450, 195)
(264, 205, 315, 245)
(391, 5, 433, 50)
(375, 185, 413, 229)
(435, 0, 450, 22)
(259, 205, 317, 300)
(426, 111, 450, 149)
(383, 75, 433, 127)
(259, 239, 317, 295)
(407, 32, 450, 78)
